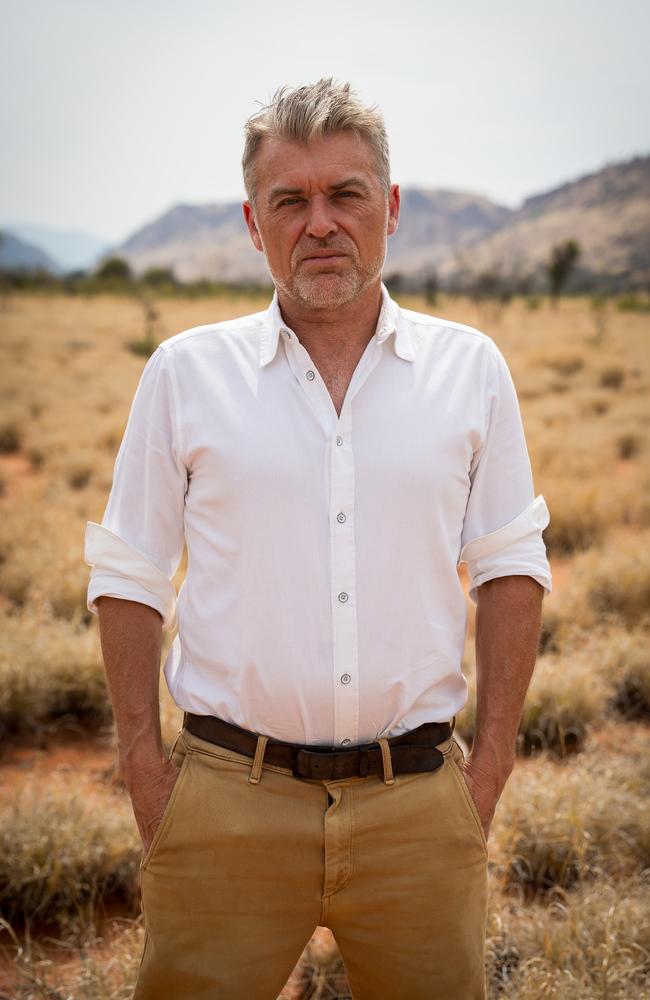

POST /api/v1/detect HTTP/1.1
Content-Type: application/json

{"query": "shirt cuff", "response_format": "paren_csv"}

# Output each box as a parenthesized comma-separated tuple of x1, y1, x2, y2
(459, 495, 552, 603)
(84, 521, 178, 632)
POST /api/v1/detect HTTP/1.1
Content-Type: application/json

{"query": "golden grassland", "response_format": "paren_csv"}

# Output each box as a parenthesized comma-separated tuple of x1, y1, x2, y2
(0, 290, 648, 998)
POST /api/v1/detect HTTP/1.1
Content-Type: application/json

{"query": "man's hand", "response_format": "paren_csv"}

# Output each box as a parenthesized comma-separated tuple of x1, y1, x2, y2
(122, 754, 182, 857)
(457, 749, 513, 842)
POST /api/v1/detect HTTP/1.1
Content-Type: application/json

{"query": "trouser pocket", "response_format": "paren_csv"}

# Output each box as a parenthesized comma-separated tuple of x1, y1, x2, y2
(446, 739, 489, 859)
(140, 733, 193, 872)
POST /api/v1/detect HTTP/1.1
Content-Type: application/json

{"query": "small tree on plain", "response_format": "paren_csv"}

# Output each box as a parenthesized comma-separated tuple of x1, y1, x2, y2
(96, 256, 133, 283)
(423, 271, 438, 307)
(547, 240, 580, 303)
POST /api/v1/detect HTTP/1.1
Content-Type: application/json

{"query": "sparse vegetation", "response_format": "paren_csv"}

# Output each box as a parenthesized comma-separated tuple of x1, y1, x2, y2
(0, 290, 648, 998)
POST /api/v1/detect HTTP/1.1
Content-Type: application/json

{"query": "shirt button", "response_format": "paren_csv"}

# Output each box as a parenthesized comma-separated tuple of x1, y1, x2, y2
(336, 436, 343, 446)
(341, 738, 352, 746)
(340, 673, 351, 684)
(337, 591, 349, 603)
(306, 369, 316, 381)
(281, 329, 290, 339)
(336, 512, 346, 523)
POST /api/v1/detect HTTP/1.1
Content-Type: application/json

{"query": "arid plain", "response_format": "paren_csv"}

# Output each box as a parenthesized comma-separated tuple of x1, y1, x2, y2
(0, 290, 648, 998)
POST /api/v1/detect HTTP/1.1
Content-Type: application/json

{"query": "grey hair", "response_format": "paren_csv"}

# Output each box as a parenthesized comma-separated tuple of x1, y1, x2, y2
(242, 77, 391, 204)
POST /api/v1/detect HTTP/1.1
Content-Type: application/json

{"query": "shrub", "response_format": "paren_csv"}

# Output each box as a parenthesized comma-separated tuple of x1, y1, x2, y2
(0, 611, 112, 737)
(542, 538, 650, 648)
(0, 785, 139, 931)
(495, 733, 650, 895)
(616, 294, 650, 313)
(487, 875, 650, 998)
(0, 422, 20, 453)
(600, 365, 625, 389)
(617, 431, 641, 459)
(542, 483, 605, 556)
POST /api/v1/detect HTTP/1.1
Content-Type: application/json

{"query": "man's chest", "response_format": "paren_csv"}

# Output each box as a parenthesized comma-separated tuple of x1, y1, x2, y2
(177, 352, 486, 530)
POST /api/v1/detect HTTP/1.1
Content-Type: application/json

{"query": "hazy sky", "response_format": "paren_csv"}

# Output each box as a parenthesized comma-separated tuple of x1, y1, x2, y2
(2, 0, 649, 243)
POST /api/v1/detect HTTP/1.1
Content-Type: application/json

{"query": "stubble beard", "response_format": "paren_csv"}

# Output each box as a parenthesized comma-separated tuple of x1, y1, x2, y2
(271, 243, 387, 311)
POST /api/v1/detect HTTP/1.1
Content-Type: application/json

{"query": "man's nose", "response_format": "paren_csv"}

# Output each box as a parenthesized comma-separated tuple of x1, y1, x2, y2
(305, 196, 338, 239)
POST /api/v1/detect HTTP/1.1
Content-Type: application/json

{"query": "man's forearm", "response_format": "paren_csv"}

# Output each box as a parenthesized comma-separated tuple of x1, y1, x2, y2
(96, 596, 166, 773)
(472, 574, 544, 777)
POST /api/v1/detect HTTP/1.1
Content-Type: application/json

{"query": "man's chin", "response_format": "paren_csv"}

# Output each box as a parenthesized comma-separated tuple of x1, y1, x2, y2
(291, 273, 363, 310)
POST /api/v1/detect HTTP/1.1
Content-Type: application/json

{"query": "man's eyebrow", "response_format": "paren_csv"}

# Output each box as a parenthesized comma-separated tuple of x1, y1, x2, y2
(267, 176, 372, 205)
(267, 186, 304, 205)
(330, 176, 372, 194)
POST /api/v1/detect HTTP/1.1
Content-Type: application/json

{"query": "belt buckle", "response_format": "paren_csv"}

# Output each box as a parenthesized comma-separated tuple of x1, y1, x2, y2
(290, 744, 362, 780)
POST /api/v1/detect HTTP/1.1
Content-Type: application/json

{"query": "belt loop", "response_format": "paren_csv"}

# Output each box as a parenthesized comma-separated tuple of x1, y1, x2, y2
(248, 734, 269, 785)
(377, 738, 395, 786)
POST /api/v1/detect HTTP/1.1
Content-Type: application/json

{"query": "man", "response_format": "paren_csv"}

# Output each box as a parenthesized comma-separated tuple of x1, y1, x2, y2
(85, 78, 551, 999)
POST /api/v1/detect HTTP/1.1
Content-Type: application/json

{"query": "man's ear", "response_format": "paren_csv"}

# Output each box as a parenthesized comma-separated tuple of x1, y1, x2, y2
(387, 183, 400, 237)
(242, 202, 264, 253)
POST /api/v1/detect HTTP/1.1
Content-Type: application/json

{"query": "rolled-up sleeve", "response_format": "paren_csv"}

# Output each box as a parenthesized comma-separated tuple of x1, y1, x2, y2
(459, 341, 552, 602)
(84, 345, 187, 633)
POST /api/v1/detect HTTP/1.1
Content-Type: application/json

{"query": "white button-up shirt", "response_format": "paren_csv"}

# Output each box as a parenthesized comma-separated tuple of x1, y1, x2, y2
(84, 285, 552, 746)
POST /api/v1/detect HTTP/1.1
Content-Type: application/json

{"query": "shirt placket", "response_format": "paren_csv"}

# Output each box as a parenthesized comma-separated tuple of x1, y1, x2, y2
(282, 330, 385, 746)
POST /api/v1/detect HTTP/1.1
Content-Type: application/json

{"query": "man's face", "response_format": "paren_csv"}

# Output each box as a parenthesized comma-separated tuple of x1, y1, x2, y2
(243, 131, 400, 311)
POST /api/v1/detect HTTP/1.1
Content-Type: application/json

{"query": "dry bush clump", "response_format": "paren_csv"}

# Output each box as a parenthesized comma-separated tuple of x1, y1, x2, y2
(458, 621, 648, 760)
(0, 610, 111, 738)
(517, 651, 604, 755)
(0, 477, 97, 623)
(486, 874, 650, 998)
(0, 785, 139, 933)
(493, 728, 650, 896)
(525, 347, 586, 378)
(600, 365, 626, 389)
(541, 481, 606, 556)
(541, 534, 650, 651)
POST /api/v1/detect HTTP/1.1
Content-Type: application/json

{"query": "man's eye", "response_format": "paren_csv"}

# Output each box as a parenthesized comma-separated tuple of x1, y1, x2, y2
(334, 190, 357, 198)
(278, 198, 302, 207)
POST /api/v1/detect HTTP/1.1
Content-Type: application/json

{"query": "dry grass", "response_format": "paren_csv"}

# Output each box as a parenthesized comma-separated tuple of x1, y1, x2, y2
(0, 783, 139, 934)
(0, 291, 648, 998)
(0, 611, 111, 739)
(492, 725, 650, 895)
(486, 874, 650, 998)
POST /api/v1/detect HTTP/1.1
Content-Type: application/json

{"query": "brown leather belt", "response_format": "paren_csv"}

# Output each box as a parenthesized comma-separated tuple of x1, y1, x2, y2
(183, 712, 455, 782)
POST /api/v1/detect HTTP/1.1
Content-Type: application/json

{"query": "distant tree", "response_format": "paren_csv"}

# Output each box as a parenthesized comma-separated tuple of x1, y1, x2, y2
(423, 271, 438, 307)
(470, 268, 512, 323)
(547, 240, 580, 303)
(127, 290, 161, 358)
(96, 256, 132, 282)
(142, 265, 178, 288)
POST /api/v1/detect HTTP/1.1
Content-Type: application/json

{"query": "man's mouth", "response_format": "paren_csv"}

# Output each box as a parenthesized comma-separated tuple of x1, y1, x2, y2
(300, 251, 348, 262)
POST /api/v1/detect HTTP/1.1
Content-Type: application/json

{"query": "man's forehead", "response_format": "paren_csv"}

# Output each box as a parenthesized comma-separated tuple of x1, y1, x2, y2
(255, 132, 377, 189)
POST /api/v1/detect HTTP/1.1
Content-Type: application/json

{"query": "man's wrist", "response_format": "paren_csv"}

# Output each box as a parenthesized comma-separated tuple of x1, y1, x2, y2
(117, 733, 166, 776)
(469, 730, 516, 782)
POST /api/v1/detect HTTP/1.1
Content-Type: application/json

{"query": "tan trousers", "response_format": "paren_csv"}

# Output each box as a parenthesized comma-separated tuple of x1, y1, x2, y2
(132, 724, 488, 999)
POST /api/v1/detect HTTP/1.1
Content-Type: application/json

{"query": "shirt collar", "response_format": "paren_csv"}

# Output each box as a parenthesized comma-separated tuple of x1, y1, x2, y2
(259, 282, 417, 367)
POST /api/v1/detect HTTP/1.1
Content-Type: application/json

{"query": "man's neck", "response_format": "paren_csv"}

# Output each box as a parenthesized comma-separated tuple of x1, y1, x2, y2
(277, 281, 383, 362)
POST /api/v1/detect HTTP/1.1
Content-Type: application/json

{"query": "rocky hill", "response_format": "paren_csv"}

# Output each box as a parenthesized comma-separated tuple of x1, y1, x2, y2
(443, 155, 650, 291)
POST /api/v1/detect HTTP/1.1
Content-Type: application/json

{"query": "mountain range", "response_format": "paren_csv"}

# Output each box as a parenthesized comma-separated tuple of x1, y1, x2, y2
(0, 223, 109, 273)
(2, 153, 648, 290)
(114, 153, 649, 292)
